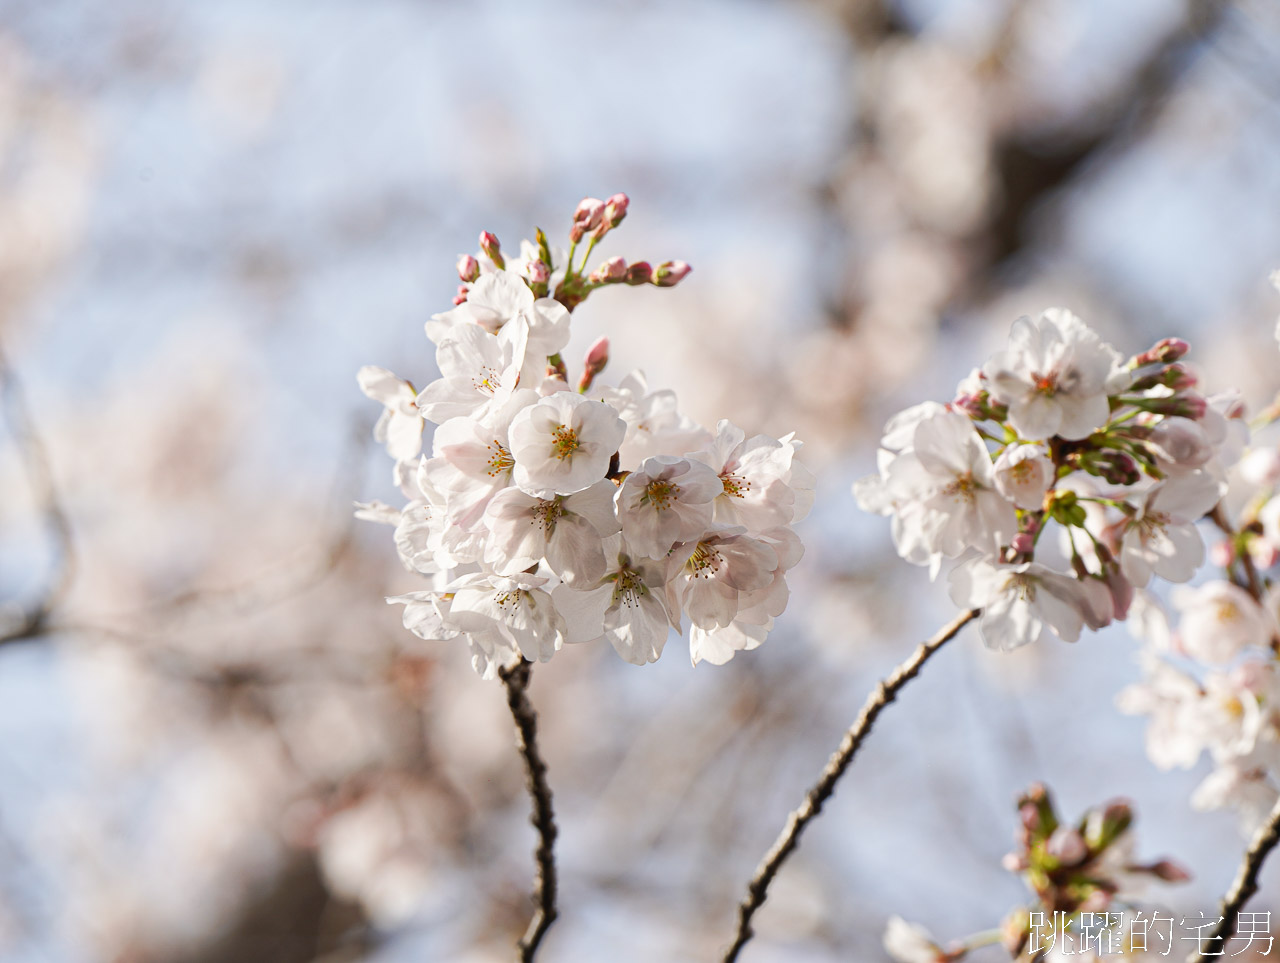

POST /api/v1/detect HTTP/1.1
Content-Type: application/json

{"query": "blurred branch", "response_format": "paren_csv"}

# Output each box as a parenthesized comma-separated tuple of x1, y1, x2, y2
(720, 607, 979, 963)
(1189, 793, 1280, 961)
(0, 346, 76, 647)
(499, 659, 558, 962)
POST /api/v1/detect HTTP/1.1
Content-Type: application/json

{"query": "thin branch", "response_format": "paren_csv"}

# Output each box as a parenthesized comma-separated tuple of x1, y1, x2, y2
(1187, 793, 1280, 962)
(0, 346, 76, 646)
(721, 607, 980, 963)
(499, 659, 558, 962)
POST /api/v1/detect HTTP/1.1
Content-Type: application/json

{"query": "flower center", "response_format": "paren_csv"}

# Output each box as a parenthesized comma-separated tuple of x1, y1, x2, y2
(943, 473, 976, 503)
(492, 588, 527, 613)
(485, 440, 515, 477)
(643, 478, 680, 510)
(721, 471, 751, 499)
(609, 566, 648, 608)
(551, 424, 581, 460)
(530, 498, 564, 536)
(1010, 573, 1038, 602)
(473, 365, 501, 395)
(1032, 372, 1057, 395)
(1216, 600, 1241, 624)
(686, 542, 723, 579)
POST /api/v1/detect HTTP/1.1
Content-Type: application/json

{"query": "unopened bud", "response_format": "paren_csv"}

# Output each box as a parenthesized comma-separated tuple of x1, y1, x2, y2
(1132, 338, 1190, 367)
(479, 231, 504, 269)
(457, 254, 480, 283)
(1249, 535, 1279, 569)
(653, 260, 692, 287)
(570, 197, 605, 243)
(588, 255, 628, 284)
(1164, 364, 1197, 391)
(1210, 540, 1236, 568)
(1011, 532, 1035, 555)
(1146, 859, 1192, 883)
(1046, 827, 1088, 867)
(526, 259, 551, 285)
(624, 260, 652, 285)
(452, 284, 469, 305)
(577, 336, 610, 393)
(1001, 852, 1028, 873)
(604, 192, 629, 227)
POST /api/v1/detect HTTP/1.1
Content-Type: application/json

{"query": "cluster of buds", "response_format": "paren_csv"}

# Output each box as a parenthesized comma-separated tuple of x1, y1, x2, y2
(857, 307, 1245, 652)
(884, 785, 1188, 963)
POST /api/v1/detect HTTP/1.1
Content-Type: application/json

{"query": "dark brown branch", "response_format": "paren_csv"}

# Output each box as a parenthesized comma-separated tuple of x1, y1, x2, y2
(0, 346, 76, 646)
(499, 659, 558, 962)
(721, 607, 979, 963)
(1188, 793, 1280, 962)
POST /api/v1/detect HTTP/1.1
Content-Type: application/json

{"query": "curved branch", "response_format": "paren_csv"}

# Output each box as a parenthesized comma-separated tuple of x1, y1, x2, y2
(499, 659, 559, 962)
(721, 607, 979, 963)
(1188, 794, 1280, 962)
(0, 346, 76, 646)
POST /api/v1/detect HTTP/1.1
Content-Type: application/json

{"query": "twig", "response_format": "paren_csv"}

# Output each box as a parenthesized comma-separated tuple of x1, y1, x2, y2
(499, 659, 558, 962)
(720, 607, 979, 962)
(1209, 504, 1265, 602)
(1187, 793, 1280, 962)
(0, 346, 76, 646)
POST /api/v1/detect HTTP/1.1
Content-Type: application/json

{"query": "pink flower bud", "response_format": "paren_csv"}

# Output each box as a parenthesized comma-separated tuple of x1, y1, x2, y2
(604, 192, 629, 227)
(452, 284, 469, 305)
(1155, 338, 1190, 362)
(1249, 536, 1279, 569)
(526, 259, 551, 284)
(653, 260, 692, 287)
(588, 255, 628, 284)
(571, 197, 605, 243)
(1210, 540, 1236, 568)
(479, 231, 504, 269)
(1146, 859, 1192, 883)
(624, 261, 652, 285)
(1164, 364, 1197, 391)
(577, 336, 610, 393)
(1011, 532, 1035, 555)
(1001, 852, 1027, 873)
(1046, 827, 1088, 867)
(584, 336, 609, 369)
(457, 254, 480, 283)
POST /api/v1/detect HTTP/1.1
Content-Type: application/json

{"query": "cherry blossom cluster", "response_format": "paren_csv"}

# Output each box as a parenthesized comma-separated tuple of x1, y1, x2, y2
(856, 307, 1246, 652)
(356, 196, 812, 678)
(1117, 431, 1280, 832)
(884, 784, 1188, 963)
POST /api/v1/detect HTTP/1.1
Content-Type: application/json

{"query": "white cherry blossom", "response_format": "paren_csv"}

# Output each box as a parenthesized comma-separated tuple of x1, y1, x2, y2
(357, 366, 424, 465)
(415, 317, 528, 424)
(949, 557, 1113, 650)
(447, 571, 566, 664)
(983, 308, 1126, 441)
(1171, 580, 1275, 663)
(483, 479, 620, 584)
(665, 528, 778, 631)
(553, 535, 675, 665)
(1116, 471, 1220, 587)
(616, 455, 722, 558)
(509, 392, 626, 497)
(689, 419, 814, 532)
(597, 370, 710, 465)
(992, 442, 1053, 510)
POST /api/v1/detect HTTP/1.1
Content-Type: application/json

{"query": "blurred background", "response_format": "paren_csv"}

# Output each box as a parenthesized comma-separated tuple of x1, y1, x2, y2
(1, 0, 1279, 960)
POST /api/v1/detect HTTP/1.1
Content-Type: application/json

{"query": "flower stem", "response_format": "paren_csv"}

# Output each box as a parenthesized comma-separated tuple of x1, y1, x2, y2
(499, 659, 559, 962)
(720, 607, 979, 962)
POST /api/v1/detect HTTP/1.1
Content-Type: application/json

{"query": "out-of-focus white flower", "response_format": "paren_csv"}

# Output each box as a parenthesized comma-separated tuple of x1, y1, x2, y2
(993, 443, 1053, 510)
(1172, 580, 1274, 663)
(1117, 471, 1220, 588)
(949, 557, 1113, 650)
(1146, 416, 1214, 474)
(983, 308, 1125, 441)
(616, 455, 721, 558)
(357, 366, 424, 465)
(883, 915, 948, 963)
(509, 392, 626, 497)
(597, 370, 710, 465)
